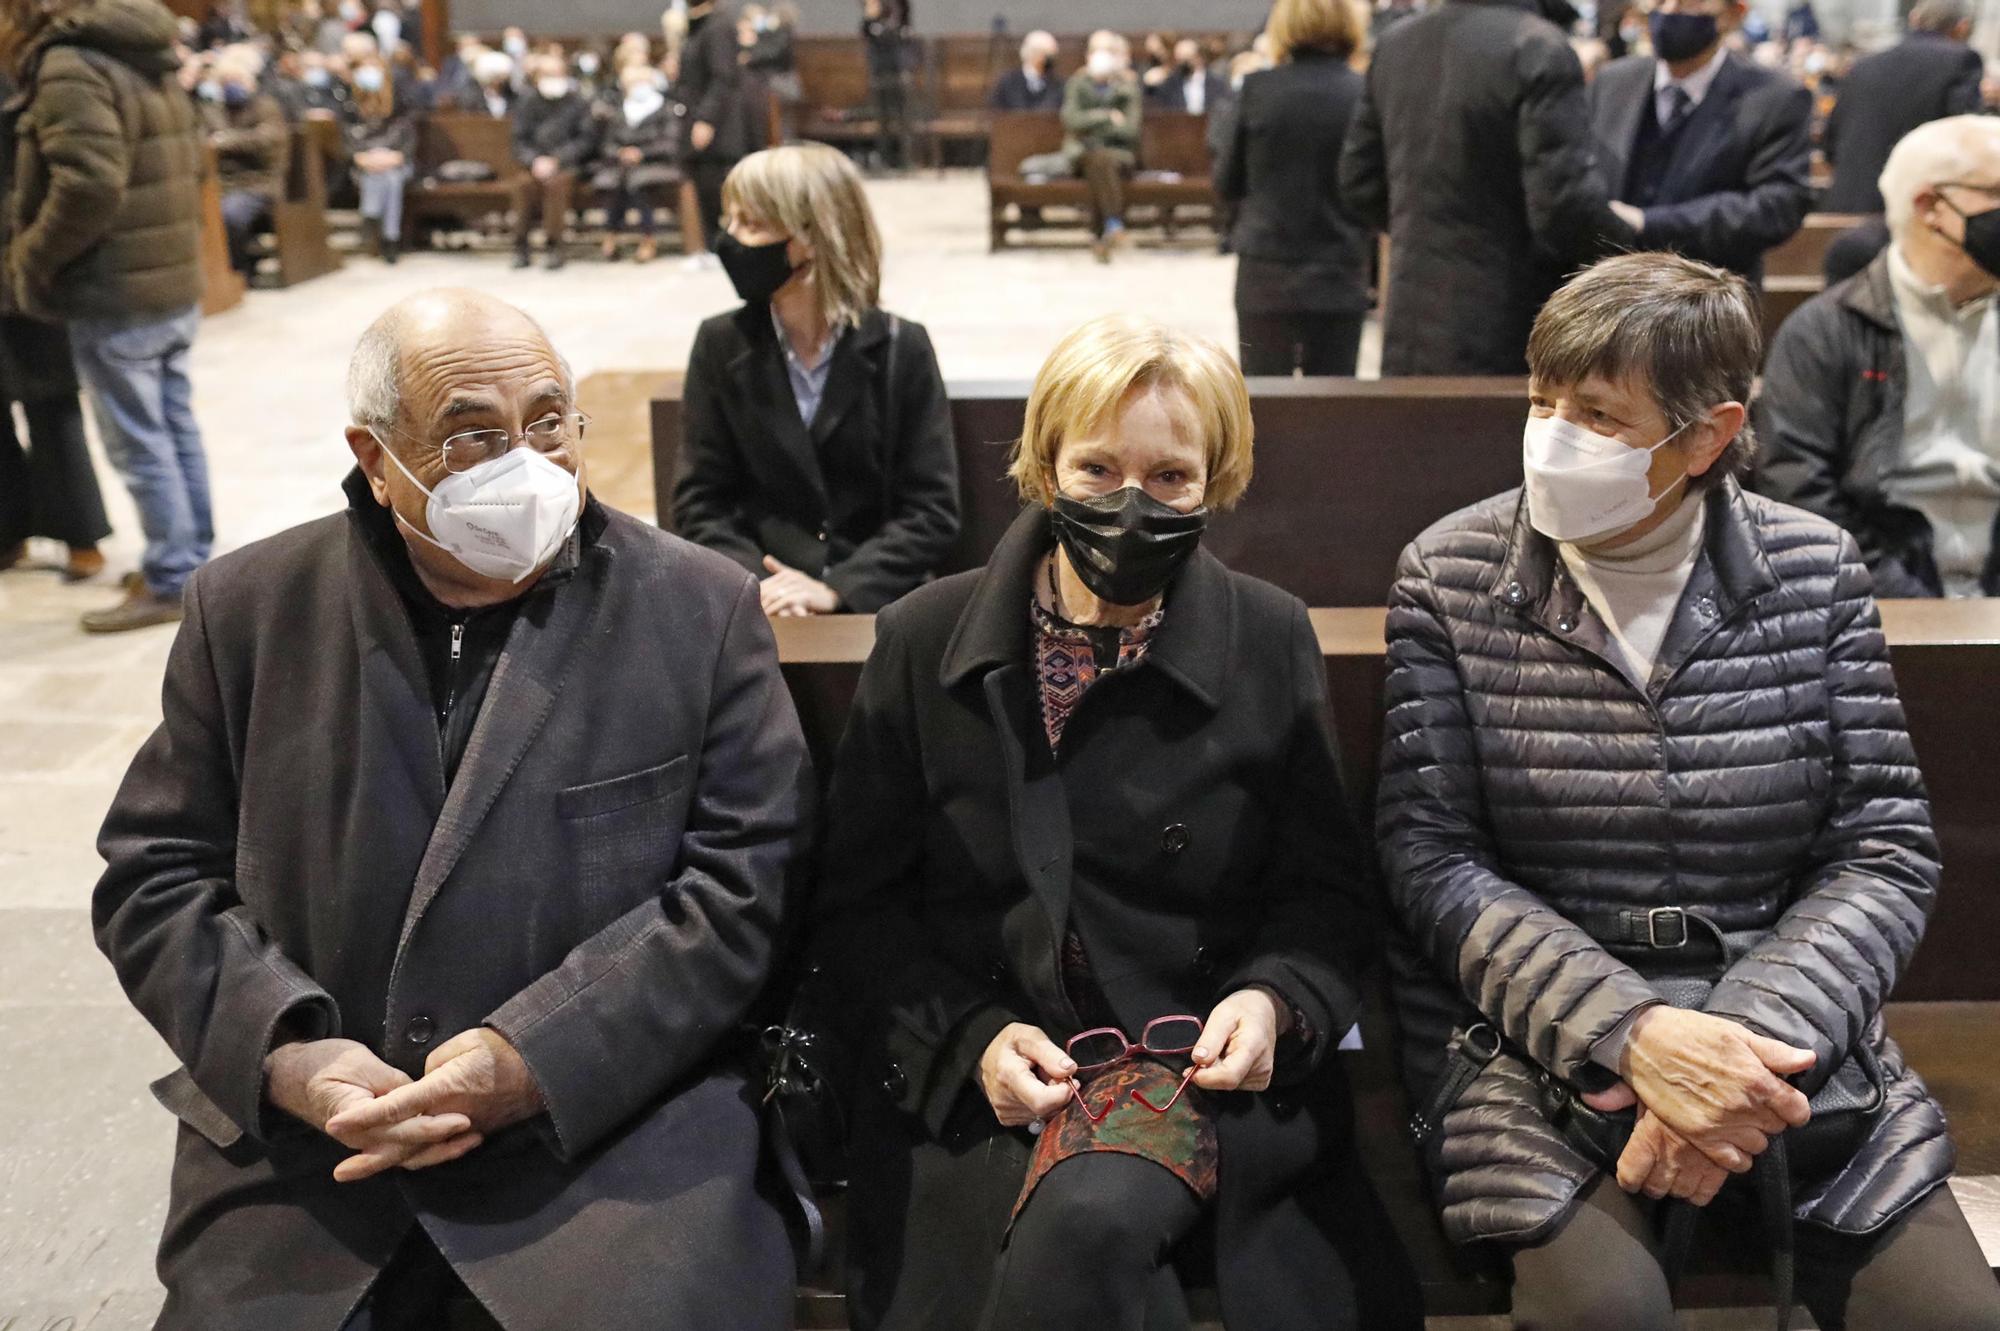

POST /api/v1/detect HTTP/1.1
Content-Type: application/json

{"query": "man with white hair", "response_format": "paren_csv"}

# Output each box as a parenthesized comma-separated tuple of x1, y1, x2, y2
(93, 289, 812, 1328)
(990, 28, 1062, 111)
(1758, 114, 2000, 596)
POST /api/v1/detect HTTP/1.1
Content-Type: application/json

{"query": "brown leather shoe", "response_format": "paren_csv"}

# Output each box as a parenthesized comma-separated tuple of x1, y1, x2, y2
(63, 545, 105, 582)
(81, 583, 183, 634)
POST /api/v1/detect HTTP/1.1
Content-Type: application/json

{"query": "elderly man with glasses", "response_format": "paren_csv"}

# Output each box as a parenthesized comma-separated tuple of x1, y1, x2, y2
(92, 288, 814, 1330)
(1760, 115, 2000, 597)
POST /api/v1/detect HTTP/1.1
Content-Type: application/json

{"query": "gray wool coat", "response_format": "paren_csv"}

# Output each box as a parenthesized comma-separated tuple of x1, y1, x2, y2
(1377, 480, 1953, 1249)
(93, 476, 815, 1330)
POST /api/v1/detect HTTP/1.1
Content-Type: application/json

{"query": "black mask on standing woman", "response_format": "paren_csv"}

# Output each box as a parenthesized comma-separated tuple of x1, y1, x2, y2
(1049, 486, 1209, 607)
(715, 230, 796, 305)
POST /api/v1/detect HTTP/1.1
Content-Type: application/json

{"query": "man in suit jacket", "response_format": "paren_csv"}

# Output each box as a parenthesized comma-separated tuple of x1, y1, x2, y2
(1823, 0, 1984, 214)
(1589, 0, 1814, 282)
(93, 290, 813, 1330)
(990, 29, 1064, 112)
(1146, 37, 1229, 116)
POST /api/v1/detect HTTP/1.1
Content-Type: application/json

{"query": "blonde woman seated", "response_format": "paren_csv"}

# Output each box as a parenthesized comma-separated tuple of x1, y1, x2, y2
(810, 315, 1422, 1331)
(672, 142, 959, 615)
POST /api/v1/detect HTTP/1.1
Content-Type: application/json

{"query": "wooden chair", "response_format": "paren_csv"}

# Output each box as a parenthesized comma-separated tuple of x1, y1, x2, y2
(257, 123, 342, 288)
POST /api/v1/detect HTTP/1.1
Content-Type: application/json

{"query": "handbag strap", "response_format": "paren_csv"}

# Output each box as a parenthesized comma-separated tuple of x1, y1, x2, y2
(1660, 1135, 1796, 1331)
(1409, 1022, 1503, 1149)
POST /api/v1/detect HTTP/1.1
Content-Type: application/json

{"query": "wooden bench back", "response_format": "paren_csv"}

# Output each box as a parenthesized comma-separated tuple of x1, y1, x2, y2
(416, 112, 518, 178)
(1140, 110, 1211, 176)
(987, 110, 1066, 175)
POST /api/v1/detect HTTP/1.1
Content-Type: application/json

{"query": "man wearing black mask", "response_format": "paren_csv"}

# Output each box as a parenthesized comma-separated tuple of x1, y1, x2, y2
(991, 29, 1063, 112)
(1758, 115, 2000, 599)
(1587, 0, 1813, 282)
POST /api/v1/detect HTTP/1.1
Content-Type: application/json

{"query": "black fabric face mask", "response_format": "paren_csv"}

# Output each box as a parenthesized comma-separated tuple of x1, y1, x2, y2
(1648, 11, 1718, 64)
(1049, 486, 1209, 607)
(1941, 195, 2000, 280)
(715, 230, 796, 305)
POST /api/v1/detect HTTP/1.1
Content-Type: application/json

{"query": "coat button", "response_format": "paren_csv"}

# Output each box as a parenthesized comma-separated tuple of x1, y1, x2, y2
(405, 1015, 434, 1046)
(1556, 614, 1577, 633)
(1504, 581, 1526, 605)
(1696, 595, 1718, 619)
(1193, 946, 1216, 976)
(988, 960, 1009, 985)
(881, 1063, 908, 1098)
(1162, 824, 1190, 855)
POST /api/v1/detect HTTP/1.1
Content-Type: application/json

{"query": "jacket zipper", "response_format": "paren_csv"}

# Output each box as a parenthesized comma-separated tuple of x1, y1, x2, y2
(439, 619, 465, 772)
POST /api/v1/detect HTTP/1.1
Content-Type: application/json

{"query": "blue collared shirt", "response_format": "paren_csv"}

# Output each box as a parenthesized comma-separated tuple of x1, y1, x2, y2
(773, 308, 844, 428)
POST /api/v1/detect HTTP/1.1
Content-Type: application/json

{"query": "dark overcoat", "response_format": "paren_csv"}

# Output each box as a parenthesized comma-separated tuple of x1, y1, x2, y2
(810, 506, 1419, 1330)
(93, 477, 815, 1330)
(672, 305, 959, 613)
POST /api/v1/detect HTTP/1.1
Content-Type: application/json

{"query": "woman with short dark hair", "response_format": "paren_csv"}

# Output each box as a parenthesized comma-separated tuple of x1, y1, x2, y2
(1379, 251, 2000, 1330)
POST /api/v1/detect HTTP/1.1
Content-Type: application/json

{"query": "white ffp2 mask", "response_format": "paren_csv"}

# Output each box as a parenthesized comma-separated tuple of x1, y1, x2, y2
(1522, 413, 1691, 544)
(378, 438, 582, 583)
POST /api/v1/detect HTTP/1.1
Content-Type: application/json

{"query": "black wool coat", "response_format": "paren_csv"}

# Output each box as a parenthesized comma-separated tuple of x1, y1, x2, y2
(673, 305, 960, 613)
(1378, 481, 1952, 1248)
(810, 506, 1413, 1331)
(1338, 0, 1635, 375)
(1822, 34, 1983, 215)
(1588, 52, 1814, 282)
(93, 480, 816, 1330)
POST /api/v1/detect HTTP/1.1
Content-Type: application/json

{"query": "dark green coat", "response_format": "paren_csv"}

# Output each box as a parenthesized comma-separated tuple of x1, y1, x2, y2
(6, 0, 203, 322)
(1059, 70, 1142, 167)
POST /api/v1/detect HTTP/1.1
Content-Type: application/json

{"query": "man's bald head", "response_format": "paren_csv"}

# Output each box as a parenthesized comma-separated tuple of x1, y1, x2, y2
(347, 289, 572, 436)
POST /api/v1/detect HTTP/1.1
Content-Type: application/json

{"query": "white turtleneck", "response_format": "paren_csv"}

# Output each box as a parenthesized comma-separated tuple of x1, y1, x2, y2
(1558, 490, 1708, 688)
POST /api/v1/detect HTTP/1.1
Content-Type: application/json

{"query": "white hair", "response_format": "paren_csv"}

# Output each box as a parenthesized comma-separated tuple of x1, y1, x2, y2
(1880, 115, 2000, 235)
(346, 297, 575, 433)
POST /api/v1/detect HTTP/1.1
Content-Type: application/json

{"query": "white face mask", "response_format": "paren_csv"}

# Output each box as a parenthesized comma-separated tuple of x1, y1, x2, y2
(1087, 50, 1120, 80)
(377, 437, 582, 583)
(624, 84, 664, 122)
(538, 76, 572, 100)
(1522, 412, 1692, 544)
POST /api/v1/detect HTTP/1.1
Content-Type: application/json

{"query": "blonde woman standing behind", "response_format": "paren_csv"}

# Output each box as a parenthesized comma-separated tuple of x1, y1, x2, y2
(673, 143, 959, 616)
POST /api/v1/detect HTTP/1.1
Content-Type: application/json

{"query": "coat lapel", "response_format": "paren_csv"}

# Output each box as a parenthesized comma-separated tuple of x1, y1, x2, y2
(1651, 481, 1779, 691)
(393, 530, 615, 958)
(728, 310, 828, 510)
(1599, 59, 1651, 198)
(808, 312, 890, 450)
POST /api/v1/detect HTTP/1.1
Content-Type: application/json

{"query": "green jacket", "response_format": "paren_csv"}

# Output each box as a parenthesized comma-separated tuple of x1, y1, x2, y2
(1059, 70, 1141, 166)
(7, 0, 203, 322)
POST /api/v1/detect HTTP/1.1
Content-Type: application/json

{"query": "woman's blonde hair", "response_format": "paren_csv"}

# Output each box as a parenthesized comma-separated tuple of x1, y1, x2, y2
(722, 143, 882, 328)
(1009, 315, 1255, 511)
(1265, 0, 1367, 63)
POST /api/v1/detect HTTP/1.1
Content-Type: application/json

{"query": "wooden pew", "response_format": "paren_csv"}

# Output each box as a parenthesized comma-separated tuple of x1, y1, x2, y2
(985, 109, 1218, 248)
(772, 603, 2000, 1320)
(650, 377, 1530, 606)
(406, 112, 521, 235)
(1762, 273, 1824, 347)
(198, 144, 245, 317)
(259, 123, 343, 287)
(1765, 212, 1871, 278)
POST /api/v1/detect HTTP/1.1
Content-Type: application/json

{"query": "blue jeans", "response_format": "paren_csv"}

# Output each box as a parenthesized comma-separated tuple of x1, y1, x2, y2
(70, 305, 211, 596)
(358, 164, 410, 241)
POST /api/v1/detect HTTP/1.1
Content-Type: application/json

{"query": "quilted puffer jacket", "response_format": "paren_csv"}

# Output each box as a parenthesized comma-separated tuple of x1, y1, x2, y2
(1377, 479, 1952, 1248)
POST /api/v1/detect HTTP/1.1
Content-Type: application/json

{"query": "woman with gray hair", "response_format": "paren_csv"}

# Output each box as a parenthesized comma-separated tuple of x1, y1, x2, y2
(1379, 251, 2000, 1329)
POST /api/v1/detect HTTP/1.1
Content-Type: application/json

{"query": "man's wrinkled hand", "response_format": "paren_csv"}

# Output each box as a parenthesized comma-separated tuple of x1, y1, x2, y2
(1622, 1007, 1811, 1173)
(321, 1028, 544, 1181)
(264, 1037, 483, 1183)
(1617, 1107, 1730, 1207)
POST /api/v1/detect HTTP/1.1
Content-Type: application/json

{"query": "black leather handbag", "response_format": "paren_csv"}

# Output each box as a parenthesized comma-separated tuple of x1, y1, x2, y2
(753, 962, 853, 1277)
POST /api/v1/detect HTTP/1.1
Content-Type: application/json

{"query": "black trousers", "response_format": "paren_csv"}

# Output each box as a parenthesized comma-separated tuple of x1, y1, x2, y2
(0, 393, 111, 548)
(690, 160, 734, 252)
(1237, 310, 1365, 378)
(1510, 1175, 2000, 1331)
(978, 1151, 1202, 1331)
(871, 73, 913, 169)
(340, 1227, 502, 1331)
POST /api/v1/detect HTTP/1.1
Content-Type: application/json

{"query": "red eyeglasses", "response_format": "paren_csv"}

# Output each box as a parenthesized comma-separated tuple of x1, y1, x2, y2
(1063, 1015, 1205, 1123)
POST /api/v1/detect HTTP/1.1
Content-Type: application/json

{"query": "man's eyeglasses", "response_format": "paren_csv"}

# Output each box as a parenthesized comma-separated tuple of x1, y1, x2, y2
(422, 412, 592, 474)
(1063, 1015, 1204, 1124)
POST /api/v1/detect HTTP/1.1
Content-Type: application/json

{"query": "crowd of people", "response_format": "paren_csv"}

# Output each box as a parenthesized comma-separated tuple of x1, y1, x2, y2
(5, 0, 2000, 1327)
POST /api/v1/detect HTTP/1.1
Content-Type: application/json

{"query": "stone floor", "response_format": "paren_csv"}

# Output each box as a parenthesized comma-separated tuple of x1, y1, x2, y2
(0, 171, 1982, 1330)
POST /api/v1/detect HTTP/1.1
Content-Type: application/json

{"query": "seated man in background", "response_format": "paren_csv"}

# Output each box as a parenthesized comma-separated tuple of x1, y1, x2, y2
(453, 48, 515, 116)
(509, 52, 598, 269)
(990, 28, 1063, 112)
(93, 289, 813, 1330)
(201, 47, 288, 277)
(1758, 115, 2000, 597)
(1588, 0, 1814, 282)
(1146, 36, 1227, 115)
(1061, 30, 1143, 263)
